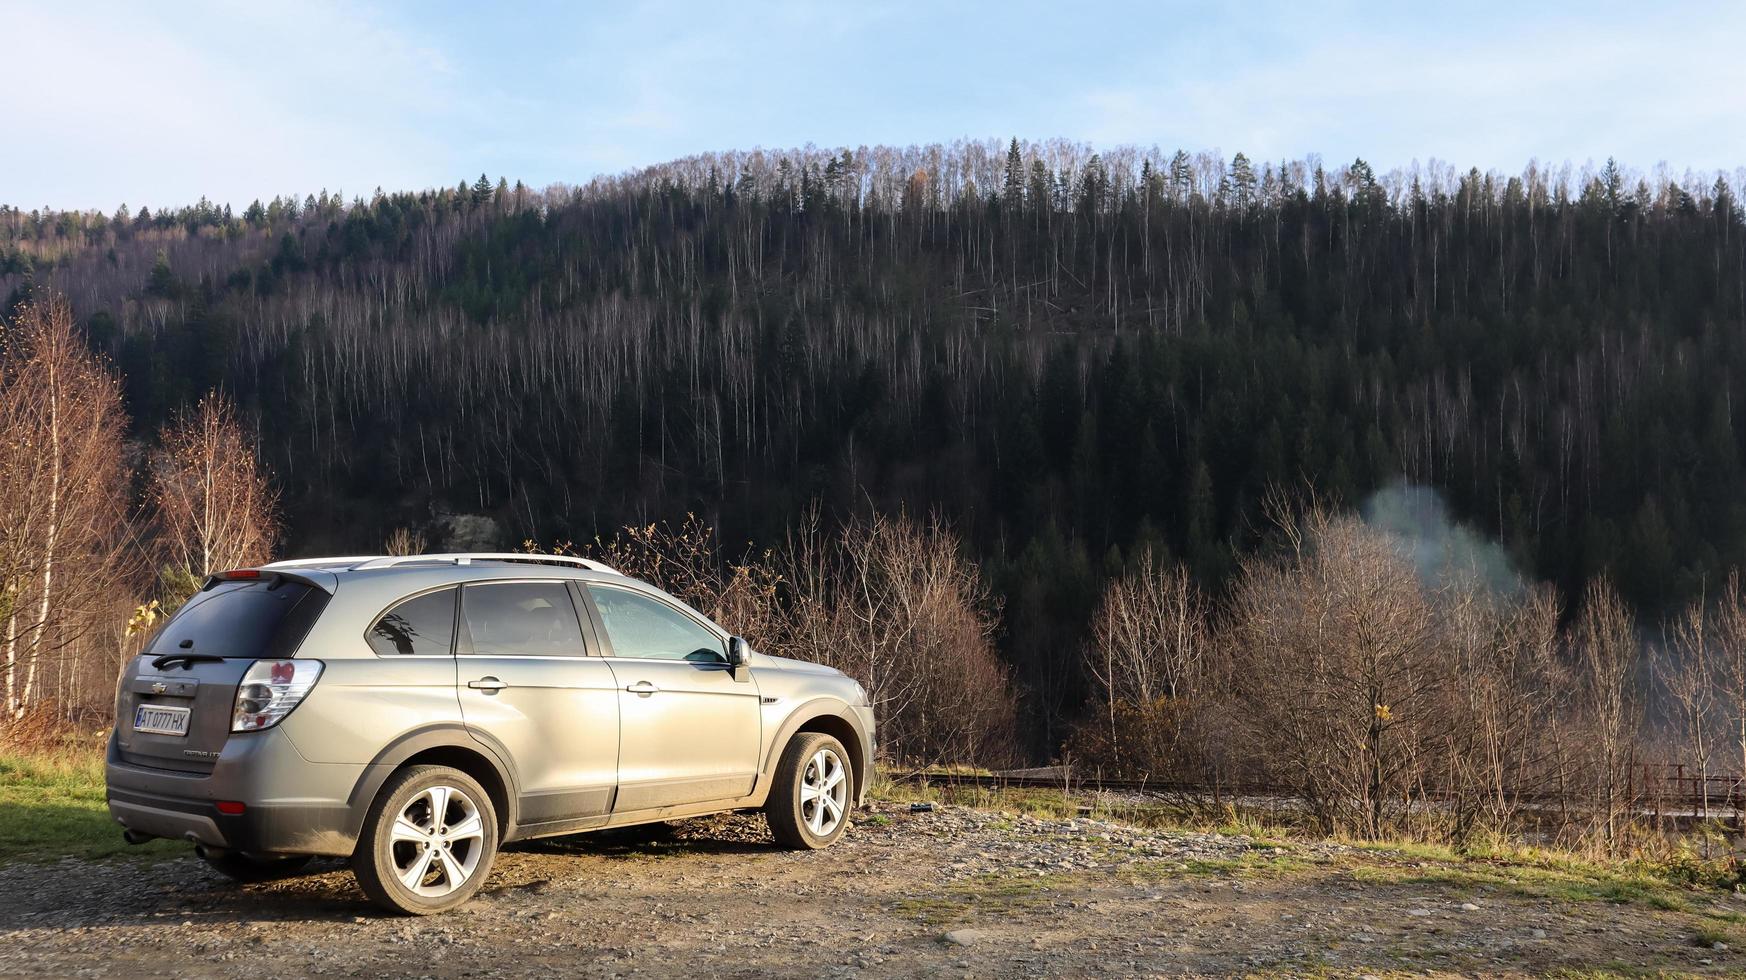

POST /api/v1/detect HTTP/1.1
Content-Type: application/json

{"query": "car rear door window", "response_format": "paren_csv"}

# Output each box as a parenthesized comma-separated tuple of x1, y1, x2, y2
(587, 586, 724, 662)
(461, 582, 587, 657)
(367, 587, 457, 656)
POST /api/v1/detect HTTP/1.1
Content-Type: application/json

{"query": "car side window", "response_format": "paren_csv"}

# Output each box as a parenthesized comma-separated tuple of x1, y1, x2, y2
(367, 587, 457, 657)
(588, 586, 724, 663)
(461, 582, 587, 657)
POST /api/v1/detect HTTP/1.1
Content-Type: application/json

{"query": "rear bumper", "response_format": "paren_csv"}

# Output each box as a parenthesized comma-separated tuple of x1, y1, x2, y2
(104, 730, 365, 857)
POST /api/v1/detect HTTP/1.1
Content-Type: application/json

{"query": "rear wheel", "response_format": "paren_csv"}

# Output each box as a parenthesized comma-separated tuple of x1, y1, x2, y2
(353, 765, 498, 915)
(200, 851, 313, 883)
(765, 732, 853, 849)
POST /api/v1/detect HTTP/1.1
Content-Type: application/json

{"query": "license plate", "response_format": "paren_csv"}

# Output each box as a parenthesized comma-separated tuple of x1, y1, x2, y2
(133, 704, 191, 737)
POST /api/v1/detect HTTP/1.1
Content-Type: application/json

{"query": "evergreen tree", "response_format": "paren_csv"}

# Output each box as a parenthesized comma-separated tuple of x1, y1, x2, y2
(1229, 152, 1256, 210)
(1003, 138, 1025, 210)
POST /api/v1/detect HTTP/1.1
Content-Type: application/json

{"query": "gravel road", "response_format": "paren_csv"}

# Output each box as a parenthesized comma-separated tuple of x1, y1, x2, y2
(1, 801, 1739, 977)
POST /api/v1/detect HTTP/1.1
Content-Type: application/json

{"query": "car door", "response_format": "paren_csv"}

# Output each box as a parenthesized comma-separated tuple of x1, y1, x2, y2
(453, 580, 620, 825)
(582, 583, 761, 812)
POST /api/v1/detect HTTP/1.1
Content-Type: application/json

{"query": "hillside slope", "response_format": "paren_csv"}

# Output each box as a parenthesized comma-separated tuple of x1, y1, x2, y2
(5, 142, 1746, 731)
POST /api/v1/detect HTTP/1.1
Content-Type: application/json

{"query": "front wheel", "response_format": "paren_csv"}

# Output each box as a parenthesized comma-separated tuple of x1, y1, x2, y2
(353, 765, 498, 915)
(765, 733, 853, 849)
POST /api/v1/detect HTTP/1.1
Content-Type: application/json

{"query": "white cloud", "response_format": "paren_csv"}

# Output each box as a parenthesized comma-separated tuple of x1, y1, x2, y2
(4, 0, 1743, 210)
(1, 0, 470, 209)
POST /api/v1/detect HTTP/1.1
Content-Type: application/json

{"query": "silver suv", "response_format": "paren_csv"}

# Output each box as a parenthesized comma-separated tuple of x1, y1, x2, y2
(106, 554, 874, 914)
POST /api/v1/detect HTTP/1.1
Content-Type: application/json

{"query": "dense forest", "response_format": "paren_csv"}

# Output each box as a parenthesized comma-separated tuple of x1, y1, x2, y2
(5, 139, 1746, 752)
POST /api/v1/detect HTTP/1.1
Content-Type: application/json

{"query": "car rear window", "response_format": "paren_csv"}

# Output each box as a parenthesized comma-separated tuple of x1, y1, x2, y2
(148, 578, 327, 659)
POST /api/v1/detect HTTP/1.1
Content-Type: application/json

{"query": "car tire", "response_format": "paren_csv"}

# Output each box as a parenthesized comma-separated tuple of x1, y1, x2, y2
(200, 851, 314, 883)
(353, 765, 498, 915)
(765, 732, 854, 850)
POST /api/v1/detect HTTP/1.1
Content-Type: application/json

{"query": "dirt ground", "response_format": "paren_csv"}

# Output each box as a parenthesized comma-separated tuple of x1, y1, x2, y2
(1, 801, 1741, 978)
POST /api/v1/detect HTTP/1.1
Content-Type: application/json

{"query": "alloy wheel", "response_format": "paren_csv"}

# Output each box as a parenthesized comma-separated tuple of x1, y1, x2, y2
(387, 784, 486, 897)
(799, 747, 847, 837)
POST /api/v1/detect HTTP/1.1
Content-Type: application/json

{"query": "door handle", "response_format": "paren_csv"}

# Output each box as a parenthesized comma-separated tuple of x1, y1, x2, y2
(468, 676, 509, 692)
(625, 680, 661, 696)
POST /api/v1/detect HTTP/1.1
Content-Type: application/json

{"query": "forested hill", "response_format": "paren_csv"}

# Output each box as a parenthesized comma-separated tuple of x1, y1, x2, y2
(5, 139, 1746, 709)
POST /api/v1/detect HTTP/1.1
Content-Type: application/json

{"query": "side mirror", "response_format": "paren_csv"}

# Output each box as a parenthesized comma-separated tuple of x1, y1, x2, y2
(727, 636, 749, 668)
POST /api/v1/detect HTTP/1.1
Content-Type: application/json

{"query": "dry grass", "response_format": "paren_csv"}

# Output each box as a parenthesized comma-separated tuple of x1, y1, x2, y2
(868, 767, 1746, 907)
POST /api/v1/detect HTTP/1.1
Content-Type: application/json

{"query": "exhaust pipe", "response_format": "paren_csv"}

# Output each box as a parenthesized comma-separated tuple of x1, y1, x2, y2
(193, 842, 232, 861)
(121, 829, 156, 845)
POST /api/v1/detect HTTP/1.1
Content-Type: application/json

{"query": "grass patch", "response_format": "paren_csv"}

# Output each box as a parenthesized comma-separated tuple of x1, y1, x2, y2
(870, 769, 1306, 839)
(872, 767, 1742, 910)
(1691, 922, 1733, 948)
(870, 774, 1085, 820)
(891, 870, 1072, 925)
(1341, 846, 1723, 913)
(1118, 849, 1317, 884)
(1546, 969, 1697, 979)
(0, 744, 182, 863)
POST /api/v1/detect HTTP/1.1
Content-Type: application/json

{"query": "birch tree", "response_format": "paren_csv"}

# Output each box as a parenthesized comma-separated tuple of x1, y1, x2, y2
(147, 391, 280, 601)
(0, 295, 129, 719)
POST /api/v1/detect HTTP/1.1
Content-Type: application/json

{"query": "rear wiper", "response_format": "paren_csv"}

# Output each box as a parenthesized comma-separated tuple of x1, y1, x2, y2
(150, 653, 226, 670)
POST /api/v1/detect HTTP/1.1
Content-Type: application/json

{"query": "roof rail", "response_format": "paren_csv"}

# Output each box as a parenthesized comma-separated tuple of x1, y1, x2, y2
(262, 556, 386, 569)
(352, 553, 619, 574)
(261, 553, 619, 574)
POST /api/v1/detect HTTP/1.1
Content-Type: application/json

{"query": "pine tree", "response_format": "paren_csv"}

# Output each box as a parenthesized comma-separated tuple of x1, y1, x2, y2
(1600, 157, 1625, 211)
(1003, 138, 1025, 209)
(147, 250, 176, 297)
(1168, 149, 1192, 199)
(1229, 152, 1256, 211)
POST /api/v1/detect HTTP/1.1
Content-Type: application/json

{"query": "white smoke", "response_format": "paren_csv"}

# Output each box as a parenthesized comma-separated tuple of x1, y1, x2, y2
(1360, 481, 1524, 597)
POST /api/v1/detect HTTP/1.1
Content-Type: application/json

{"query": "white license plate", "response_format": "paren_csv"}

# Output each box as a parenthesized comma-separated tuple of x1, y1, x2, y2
(133, 704, 191, 737)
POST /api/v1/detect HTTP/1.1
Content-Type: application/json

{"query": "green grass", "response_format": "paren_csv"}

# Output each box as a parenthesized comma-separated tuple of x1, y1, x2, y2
(0, 745, 182, 863)
(1691, 922, 1734, 948)
(1546, 969, 1701, 980)
(892, 870, 1072, 925)
(1339, 843, 1742, 915)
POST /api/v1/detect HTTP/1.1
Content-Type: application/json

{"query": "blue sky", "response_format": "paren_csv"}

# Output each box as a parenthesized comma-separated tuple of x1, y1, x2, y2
(5, 0, 1744, 210)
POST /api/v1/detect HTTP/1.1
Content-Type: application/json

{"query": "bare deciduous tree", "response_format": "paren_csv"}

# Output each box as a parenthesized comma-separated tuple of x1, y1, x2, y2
(779, 512, 1017, 766)
(1571, 577, 1642, 852)
(0, 295, 131, 720)
(1080, 550, 1208, 771)
(147, 392, 279, 600)
(1716, 571, 1746, 813)
(1227, 508, 1447, 837)
(1660, 590, 1723, 828)
(384, 527, 428, 556)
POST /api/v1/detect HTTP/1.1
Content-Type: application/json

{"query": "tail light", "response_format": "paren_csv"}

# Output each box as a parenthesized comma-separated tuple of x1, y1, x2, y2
(232, 660, 323, 732)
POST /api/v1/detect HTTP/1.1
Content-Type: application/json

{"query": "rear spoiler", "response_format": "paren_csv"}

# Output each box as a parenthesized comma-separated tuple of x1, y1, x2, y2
(201, 568, 339, 595)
